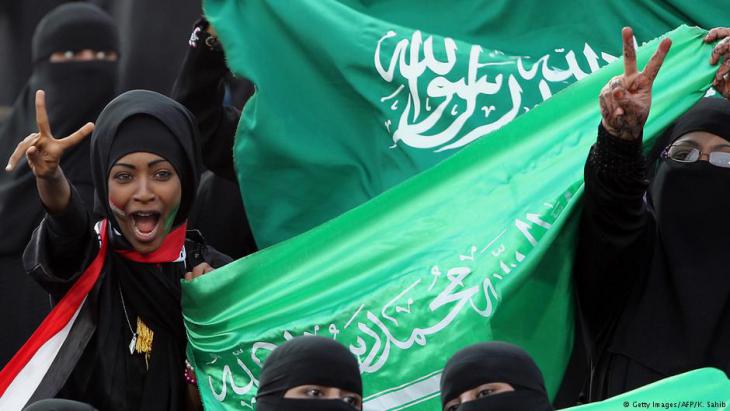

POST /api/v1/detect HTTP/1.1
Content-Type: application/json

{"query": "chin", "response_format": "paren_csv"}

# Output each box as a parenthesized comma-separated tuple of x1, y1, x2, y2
(131, 239, 163, 254)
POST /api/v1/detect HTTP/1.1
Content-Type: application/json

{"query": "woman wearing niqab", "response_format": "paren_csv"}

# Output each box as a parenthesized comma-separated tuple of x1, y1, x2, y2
(255, 336, 363, 411)
(440, 342, 553, 411)
(0, 2, 119, 368)
(576, 27, 730, 399)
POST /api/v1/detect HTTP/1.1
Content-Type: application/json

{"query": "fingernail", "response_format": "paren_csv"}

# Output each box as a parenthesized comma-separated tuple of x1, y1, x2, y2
(5, 163, 11, 171)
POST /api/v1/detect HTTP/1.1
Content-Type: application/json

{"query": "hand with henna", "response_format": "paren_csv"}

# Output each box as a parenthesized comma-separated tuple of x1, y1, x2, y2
(599, 27, 672, 141)
(705, 27, 730, 99)
(5, 90, 94, 213)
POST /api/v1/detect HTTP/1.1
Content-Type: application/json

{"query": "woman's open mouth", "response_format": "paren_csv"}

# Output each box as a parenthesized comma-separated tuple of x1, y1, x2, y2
(130, 211, 161, 242)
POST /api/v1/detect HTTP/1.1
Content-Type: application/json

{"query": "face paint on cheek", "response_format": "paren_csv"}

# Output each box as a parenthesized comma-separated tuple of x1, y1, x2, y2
(108, 198, 126, 217)
(163, 203, 180, 233)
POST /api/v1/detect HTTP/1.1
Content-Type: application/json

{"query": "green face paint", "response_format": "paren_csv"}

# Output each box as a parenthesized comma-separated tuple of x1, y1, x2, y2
(163, 203, 180, 234)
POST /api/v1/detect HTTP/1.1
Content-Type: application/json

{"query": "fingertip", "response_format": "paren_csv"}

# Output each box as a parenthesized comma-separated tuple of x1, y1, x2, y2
(5, 163, 12, 172)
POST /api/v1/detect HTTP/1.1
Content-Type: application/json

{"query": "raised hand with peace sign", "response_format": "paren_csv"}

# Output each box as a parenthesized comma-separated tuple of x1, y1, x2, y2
(5, 90, 94, 213)
(599, 27, 672, 141)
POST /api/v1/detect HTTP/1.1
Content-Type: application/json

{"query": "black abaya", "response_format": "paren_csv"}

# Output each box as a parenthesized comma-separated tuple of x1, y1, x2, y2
(576, 100, 730, 400)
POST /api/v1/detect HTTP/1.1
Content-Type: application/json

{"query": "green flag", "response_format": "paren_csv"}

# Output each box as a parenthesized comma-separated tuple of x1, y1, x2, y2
(564, 369, 730, 411)
(205, 0, 728, 247)
(183, 26, 715, 410)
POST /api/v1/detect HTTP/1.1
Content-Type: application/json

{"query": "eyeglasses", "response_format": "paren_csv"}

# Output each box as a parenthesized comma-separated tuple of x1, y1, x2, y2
(662, 143, 730, 168)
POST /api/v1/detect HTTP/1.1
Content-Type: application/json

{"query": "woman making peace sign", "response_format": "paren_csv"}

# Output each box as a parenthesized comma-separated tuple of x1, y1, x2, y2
(3, 90, 230, 410)
(576, 27, 730, 400)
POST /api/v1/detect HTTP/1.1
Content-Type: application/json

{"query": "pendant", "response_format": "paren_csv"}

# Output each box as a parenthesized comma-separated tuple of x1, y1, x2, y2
(129, 333, 137, 354)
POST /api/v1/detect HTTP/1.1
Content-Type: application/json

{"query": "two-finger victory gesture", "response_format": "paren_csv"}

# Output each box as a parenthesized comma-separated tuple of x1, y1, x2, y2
(5, 90, 94, 177)
(5, 90, 94, 214)
(599, 27, 672, 141)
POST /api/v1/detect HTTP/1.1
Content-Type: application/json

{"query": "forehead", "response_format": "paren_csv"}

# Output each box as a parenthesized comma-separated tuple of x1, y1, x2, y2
(673, 131, 730, 147)
(111, 151, 168, 166)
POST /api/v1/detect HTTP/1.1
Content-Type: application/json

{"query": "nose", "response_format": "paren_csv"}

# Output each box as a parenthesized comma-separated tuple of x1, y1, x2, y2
(132, 178, 156, 203)
(699, 152, 711, 161)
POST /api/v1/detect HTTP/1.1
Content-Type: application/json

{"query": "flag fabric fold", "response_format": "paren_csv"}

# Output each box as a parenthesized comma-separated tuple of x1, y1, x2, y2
(206, 0, 729, 248)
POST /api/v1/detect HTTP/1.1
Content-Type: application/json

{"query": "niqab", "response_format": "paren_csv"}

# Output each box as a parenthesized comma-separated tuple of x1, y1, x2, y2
(0, 1, 118, 256)
(440, 342, 553, 411)
(255, 336, 362, 411)
(613, 97, 730, 375)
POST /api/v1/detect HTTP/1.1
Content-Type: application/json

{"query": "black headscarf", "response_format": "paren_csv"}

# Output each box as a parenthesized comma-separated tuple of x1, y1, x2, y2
(613, 97, 730, 376)
(440, 342, 553, 411)
(0, 2, 117, 368)
(0, 2, 118, 256)
(90, 90, 200, 230)
(255, 336, 363, 411)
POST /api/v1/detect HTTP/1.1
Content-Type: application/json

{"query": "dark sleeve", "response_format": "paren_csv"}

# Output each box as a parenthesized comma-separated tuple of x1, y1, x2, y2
(171, 22, 243, 182)
(574, 123, 652, 341)
(23, 185, 99, 300)
(184, 230, 233, 270)
(203, 245, 233, 268)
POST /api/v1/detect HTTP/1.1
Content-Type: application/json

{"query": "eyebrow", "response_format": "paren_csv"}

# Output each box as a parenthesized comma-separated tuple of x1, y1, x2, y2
(112, 159, 171, 169)
(148, 159, 171, 167)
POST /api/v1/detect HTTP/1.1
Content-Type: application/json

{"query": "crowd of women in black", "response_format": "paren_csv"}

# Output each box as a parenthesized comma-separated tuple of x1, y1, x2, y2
(1, 3, 730, 411)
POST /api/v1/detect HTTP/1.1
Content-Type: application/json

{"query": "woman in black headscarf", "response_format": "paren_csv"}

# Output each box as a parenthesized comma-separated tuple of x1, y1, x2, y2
(440, 342, 553, 411)
(0, 2, 119, 368)
(255, 336, 363, 411)
(575, 26, 730, 400)
(4, 89, 230, 410)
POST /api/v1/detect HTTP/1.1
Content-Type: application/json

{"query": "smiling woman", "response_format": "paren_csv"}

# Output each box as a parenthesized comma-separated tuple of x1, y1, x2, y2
(2, 90, 231, 410)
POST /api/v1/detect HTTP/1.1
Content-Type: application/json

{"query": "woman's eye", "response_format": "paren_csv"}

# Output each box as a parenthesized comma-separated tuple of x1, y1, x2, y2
(446, 405, 459, 411)
(305, 388, 323, 397)
(477, 388, 495, 398)
(153, 170, 172, 180)
(113, 172, 132, 182)
(342, 396, 360, 406)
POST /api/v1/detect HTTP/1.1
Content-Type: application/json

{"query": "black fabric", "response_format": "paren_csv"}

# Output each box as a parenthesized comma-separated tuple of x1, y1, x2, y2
(576, 99, 730, 401)
(440, 342, 552, 411)
(646, 97, 730, 173)
(615, 161, 730, 372)
(0, 2, 118, 367)
(171, 18, 243, 182)
(90, 90, 200, 229)
(457, 391, 554, 411)
(31, 3, 119, 63)
(189, 171, 257, 259)
(255, 336, 362, 411)
(255, 398, 361, 411)
(24, 398, 98, 411)
(172, 19, 258, 258)
(25, 194, 174, 410)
